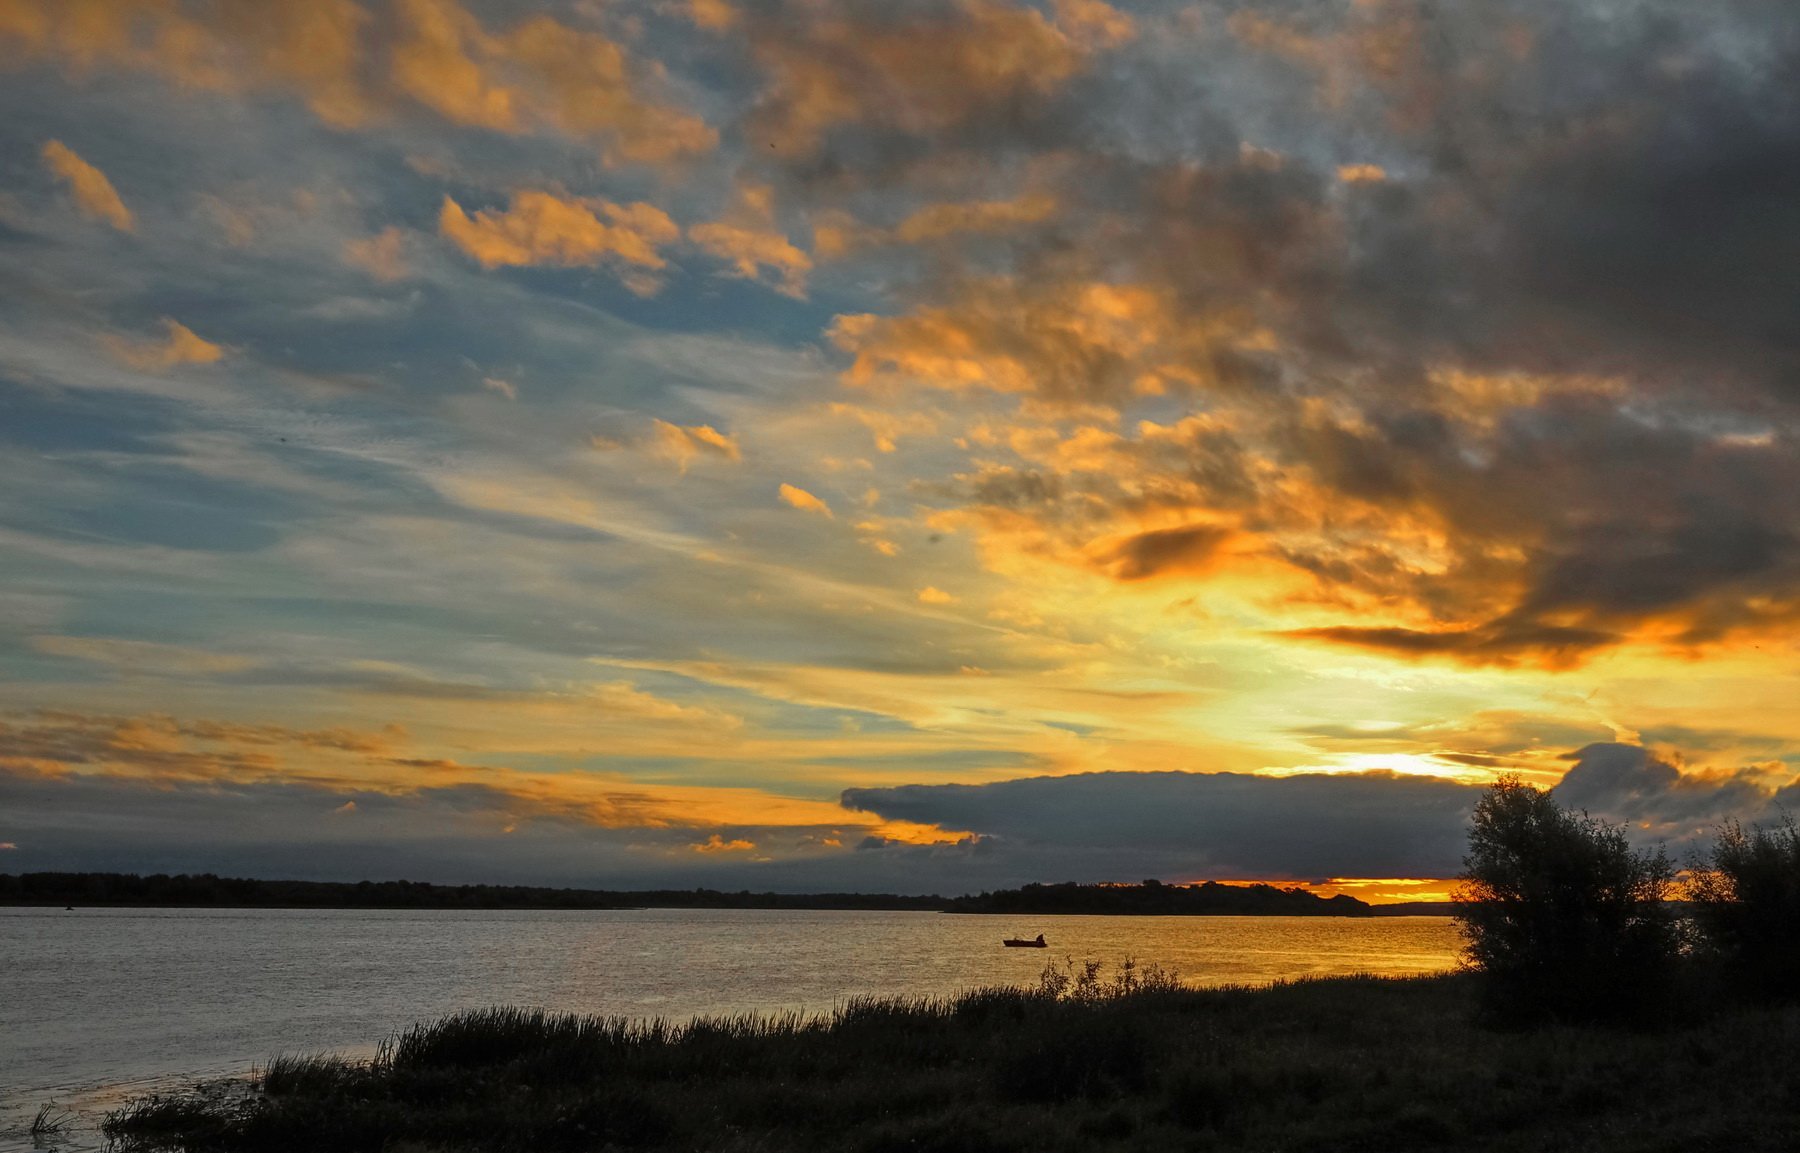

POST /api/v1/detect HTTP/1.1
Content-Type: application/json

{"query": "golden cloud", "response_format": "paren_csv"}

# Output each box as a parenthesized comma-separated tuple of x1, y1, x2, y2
(894, 194, 1059, 244)
(687, 0, 738, 32)
(390, 0, 715, 162)
(0, 709, 954, 840)
(1336, 163, 1387, 183)
(0, 710, 398, 785)
(107, 319, 226, 372)
(1, 0, 374, 128)
(827, 402, 940, 453)
(588, 680, 743, 730)
(778, 483, 833, 517)
(440, 191, 678, 290)
(1, 0, 712, 163)
(688, 183, 811, 298)
(40, 139, 133, 231)
(690, 834, 755, 853)
(813, 194, 1060, 259)
(652, 419, 742, 473)
(831, 278, 1263, 406)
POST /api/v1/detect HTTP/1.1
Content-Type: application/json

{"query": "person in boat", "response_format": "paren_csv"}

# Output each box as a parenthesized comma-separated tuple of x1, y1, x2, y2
(1034, 933, 1045, 945)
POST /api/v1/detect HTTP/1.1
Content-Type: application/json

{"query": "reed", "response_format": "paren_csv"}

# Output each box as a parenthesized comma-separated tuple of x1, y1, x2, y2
(29, 1104, 74, 1136)
(100, 965, 1800, 1153)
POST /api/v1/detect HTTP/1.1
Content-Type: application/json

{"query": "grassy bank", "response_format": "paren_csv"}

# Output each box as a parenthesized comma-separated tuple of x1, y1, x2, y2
(105, 967, 1800, 1153)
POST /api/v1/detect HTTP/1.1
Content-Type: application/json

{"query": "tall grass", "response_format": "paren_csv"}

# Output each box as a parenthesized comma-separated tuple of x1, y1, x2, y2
(102, 963, 1800, 1153)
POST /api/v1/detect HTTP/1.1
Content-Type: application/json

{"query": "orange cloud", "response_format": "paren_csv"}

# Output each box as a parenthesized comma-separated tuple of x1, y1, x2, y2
(816, 194, 1061, 258)
(1336, 163, 1387, 183)
(917, 586, 957, 605)
(778, 483, 832, 517)
(107, 319, 226, 372)
(687, 0, 738, 32)
(652, 420, 742, 473)
(439, 191, 678, 290)
(40, 139, 133, 230)
(0, 708, 956, 839)
(0, 0, 711, 163)
(894, 194, 1058, 243)
(690, 834, 755, 853)
(1, 1, 373, 128)
(344, 225, 409, 281)
(0, 711, 398, 785)
(832, 278, 1259, 405)
(388, 0, 714, 162)
(688, 183, 811, 297)
(827, 402, 939, 453)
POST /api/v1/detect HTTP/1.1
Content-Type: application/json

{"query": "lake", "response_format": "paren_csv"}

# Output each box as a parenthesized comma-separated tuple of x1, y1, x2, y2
(0, 906, 1460, 1151)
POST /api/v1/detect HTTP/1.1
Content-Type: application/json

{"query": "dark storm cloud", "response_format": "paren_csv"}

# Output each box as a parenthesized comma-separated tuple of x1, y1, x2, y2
(842, 754, 1800, 885)
(1552, 742, 1800, 843)
(816, 0, 1800, 664)
(1289, 622, 1620, 668)
(1282, 401, 1800, 662)
(1358, 9, 1800, 398)
(844, 770, 1479, 878)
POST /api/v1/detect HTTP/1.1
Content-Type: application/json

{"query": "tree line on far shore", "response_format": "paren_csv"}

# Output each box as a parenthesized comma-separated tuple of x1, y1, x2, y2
(1455, 776, 1800, 1024)
(944, 879, 1375, 916)
(0, 873, 1383, 915)
(0, 873, 945, 912)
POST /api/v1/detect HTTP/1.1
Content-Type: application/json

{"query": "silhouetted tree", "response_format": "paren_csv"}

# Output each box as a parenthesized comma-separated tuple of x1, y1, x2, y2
(1454, 776, 1680, 1024)
(1689, 816, 1800, 1001)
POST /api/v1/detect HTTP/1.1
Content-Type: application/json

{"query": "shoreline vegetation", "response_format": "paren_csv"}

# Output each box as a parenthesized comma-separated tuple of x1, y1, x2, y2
(98, 967, 1800, 1153)
(84, 777, 1800, 1151)
(0, 873, 1451, 915)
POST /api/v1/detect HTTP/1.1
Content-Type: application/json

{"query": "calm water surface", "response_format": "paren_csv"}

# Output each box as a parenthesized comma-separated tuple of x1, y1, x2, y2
(0, 907, 1459, 1150)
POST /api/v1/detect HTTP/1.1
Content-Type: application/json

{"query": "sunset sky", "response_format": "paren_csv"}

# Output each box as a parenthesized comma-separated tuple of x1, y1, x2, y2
(4, 0, 1800, 899)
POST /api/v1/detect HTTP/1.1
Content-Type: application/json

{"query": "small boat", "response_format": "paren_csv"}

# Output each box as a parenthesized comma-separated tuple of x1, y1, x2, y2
(1002, 933, 1047, 948)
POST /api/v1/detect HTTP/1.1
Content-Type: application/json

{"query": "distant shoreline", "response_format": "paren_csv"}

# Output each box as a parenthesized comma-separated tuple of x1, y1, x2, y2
(0, 872, 1457, 915)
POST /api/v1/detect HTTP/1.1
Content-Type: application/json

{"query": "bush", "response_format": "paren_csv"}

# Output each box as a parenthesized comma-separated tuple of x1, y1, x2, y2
(1689, 816, 1800, 1001)
(1453, 776, 1680, 1024)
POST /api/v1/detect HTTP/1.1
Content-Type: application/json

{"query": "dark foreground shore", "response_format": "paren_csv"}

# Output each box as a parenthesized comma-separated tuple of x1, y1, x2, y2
(104, 968, 1800, 1153)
